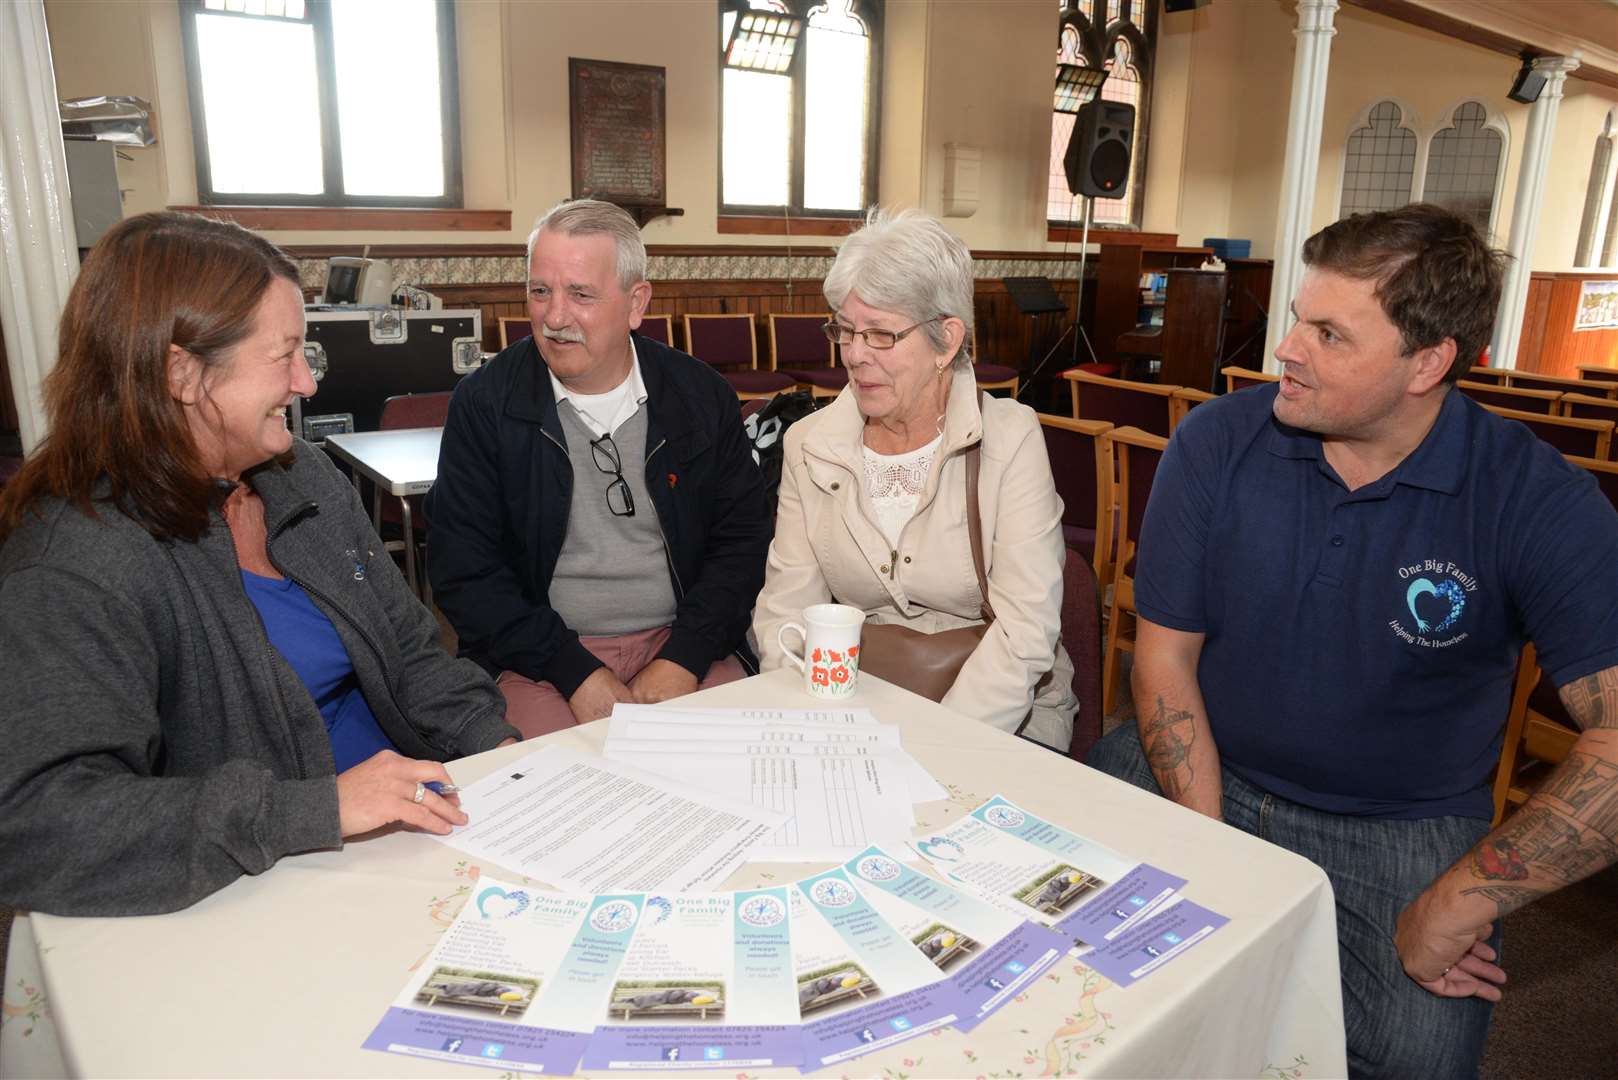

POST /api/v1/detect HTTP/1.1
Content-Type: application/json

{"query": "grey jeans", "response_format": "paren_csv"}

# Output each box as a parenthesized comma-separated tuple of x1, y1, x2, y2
(1086, 722, 1496, 1080)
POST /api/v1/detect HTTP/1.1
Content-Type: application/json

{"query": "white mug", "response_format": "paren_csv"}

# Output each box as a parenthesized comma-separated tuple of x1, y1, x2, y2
(777, 604, 867, 699)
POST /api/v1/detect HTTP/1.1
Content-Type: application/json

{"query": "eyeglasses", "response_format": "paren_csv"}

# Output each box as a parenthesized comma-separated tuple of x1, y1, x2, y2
(589, 433, 636, 517)
(821, 317, 943, 350)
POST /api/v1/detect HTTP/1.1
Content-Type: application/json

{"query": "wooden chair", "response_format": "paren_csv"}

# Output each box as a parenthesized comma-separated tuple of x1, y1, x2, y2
(1576, 364, 1618, 387)
(377, 391, 453, 599)
(972, 327, 1019, 396)
(769, 312, 846, 401)
(1465, 365, 1507, 385)
(1481, 404, 1614, 460)
(1038, 414, 1115, 591)
(1169, 387, 1214, 431)
(1061, 552, 1105, 763)
(1100, 426, 1169, 718)
(1505, 370, 1603, 397)
(1458, 380, 1561, 415)
(637, 313, 674, 348)
(1221, 365, 1277, 393)
(1490, 644, 1551, 824)
(498, 317, 532, 349)
(1063, 370, 1177, 437)
(683, 313, 796, 401)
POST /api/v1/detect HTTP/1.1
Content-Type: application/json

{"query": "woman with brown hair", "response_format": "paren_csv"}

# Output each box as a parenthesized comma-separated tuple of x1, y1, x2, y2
(0, 212, 517, 916)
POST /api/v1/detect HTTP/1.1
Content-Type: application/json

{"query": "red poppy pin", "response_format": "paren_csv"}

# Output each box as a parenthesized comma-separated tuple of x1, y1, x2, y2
(667, 472, 678, 489)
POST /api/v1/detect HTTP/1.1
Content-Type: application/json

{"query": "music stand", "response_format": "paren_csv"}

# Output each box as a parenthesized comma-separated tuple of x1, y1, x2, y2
(1002, 276, 1069, 403)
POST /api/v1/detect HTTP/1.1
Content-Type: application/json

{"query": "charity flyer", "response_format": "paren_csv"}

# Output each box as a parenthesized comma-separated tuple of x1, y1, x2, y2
(363, 880, 643, 1073)
(579, 888, 804, 1070)
(790, 870, 967, 1068)
(1075, 900, 1231, 988)
(841, 845, 1071, 1031)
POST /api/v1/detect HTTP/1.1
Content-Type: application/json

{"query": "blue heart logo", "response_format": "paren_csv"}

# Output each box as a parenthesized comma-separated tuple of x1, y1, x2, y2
(476, 886, 530, 919)
(1406, 577, 1466, 634)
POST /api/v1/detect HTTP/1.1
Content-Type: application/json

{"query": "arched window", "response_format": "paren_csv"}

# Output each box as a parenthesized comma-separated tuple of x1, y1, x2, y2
(719, 0, 881, 216)
(1047, 0, 1156, 228)
(1421, 101, 1506, 240)
(1339, 101, 1418, 218)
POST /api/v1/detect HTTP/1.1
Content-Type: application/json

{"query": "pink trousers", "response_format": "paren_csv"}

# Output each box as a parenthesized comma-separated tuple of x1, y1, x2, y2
(496, 625, 746, 739)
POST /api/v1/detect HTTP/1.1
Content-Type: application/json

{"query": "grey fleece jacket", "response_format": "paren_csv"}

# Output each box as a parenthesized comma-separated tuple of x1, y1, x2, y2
(0, 440, 517, 916)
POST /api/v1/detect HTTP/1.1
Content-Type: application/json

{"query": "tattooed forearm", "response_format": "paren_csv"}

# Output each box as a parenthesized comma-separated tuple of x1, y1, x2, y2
(1457, 882, 1548, 915)
(1559, 666, 1618, 731)
(1142, 695, 1195, 801)
(1539, 751, 1618, 833)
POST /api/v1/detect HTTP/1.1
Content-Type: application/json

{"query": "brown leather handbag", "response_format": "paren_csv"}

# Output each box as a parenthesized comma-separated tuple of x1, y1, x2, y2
(858, 442, 996, 702)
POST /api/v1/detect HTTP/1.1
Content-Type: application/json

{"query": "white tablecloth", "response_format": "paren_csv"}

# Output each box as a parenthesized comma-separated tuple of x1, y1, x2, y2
(2, 671, 1344, 1078)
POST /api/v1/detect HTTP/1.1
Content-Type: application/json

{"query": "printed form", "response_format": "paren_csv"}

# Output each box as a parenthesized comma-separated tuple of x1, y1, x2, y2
(604, 706, 924, 862)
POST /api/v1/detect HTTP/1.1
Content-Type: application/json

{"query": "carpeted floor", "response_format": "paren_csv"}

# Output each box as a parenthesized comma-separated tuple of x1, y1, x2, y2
(1103, 655, 1618, 1077)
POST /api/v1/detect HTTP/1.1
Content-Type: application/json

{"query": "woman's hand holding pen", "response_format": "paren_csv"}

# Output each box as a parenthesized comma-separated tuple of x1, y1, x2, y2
(336, 749, 469, 837)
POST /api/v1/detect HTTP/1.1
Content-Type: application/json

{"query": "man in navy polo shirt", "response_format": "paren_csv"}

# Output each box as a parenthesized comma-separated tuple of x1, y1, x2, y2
(1088, 203, 1618, 1078)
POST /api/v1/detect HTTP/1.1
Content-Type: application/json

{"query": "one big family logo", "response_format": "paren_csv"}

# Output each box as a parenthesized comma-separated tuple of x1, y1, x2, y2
(1387, 557, 1478, 649)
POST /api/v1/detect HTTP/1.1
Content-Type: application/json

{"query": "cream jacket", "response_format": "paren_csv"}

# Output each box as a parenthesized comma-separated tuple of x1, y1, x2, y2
(753, 368, 1077, 749)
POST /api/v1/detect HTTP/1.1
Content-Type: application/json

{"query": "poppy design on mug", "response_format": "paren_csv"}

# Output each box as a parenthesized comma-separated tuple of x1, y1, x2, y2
(810, 645, 859, 695)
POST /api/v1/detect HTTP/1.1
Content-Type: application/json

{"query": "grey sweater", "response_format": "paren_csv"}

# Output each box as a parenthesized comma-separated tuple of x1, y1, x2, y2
(0, 441, 517, 916)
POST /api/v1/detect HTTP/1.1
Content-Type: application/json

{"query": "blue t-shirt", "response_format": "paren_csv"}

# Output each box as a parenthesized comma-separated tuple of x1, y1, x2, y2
(241, 570, 395, 774)
(1135, 383, 1618, 820)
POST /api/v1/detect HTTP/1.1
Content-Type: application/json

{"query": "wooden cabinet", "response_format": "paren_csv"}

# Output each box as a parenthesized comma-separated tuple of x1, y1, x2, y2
(1094, 242, 1211, 368)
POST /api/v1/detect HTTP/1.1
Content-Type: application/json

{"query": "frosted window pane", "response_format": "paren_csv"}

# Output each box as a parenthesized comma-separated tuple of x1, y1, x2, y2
(723, 69, 791, 205)
(1339, 100, 1417, 218)
(1423, 102, 1503, 238)
(331, 0, 444, 197)
(195, 14, 323, 194)
(803, 22, 869, 211)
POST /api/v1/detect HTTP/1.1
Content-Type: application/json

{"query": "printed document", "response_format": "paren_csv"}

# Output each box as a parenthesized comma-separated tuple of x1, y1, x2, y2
(439, 746, 784, 892)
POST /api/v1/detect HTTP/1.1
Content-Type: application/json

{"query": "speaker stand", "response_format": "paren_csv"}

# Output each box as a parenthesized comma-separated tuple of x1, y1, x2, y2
(1070, 196, 1100, 370)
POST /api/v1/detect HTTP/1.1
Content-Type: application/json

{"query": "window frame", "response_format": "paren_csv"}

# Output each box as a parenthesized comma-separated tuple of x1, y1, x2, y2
(1335, 98, 1421, 220)
(1048, 0, 1157, 229)
(1418, 98, 1510, 240)
(717, 0, 884, 220)
(178, 0, 464, 209)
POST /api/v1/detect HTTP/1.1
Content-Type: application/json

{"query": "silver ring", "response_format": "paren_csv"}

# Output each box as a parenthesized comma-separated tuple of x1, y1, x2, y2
(1441, 965, 1452, 977)
(412, 781, 426, 804)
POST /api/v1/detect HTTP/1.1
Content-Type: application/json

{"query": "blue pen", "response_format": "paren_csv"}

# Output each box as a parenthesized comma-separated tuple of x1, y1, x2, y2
(425, 781, 460, 796)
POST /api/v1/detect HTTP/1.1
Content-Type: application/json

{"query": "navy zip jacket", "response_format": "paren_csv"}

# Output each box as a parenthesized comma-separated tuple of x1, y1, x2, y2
(425, 332, 772, 698)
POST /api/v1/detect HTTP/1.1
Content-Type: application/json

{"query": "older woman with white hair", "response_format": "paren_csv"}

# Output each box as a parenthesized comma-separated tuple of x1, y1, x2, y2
(752, 209, 1075, 749)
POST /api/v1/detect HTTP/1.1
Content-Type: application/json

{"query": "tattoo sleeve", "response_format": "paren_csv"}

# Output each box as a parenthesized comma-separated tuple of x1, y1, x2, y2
(1454, 666, 1618, 918)
(1141, 695, 1196, 801)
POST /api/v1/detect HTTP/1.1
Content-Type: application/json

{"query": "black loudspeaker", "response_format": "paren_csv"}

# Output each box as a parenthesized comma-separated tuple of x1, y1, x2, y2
(1064, 99, 1135, 199)
(1507, 58, 1545, 104)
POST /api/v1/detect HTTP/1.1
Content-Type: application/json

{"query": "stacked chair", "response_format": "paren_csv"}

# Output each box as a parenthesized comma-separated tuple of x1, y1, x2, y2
(683, 313, 796, 401)
(769, 312, 846, 401)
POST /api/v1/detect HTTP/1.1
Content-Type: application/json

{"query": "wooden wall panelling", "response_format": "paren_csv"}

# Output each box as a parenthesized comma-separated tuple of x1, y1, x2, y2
(1517, 273, 1618, 377)
(1516, 274, 1554, 372)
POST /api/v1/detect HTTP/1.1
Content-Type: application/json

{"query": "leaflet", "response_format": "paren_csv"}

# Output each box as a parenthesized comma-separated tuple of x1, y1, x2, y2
(911, 801, 1138, 939)
(791, 870, 966, 1068)
(1075, 900, 1230, 988)
(438, 745, 784, 891)
(363, 879, 641, 1074)
(842, 845, 1072, 1032)
(580, 888, 804, 1071)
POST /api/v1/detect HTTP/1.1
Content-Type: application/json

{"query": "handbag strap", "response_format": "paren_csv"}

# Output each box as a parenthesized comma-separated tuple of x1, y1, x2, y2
(965, 438, 996, 626)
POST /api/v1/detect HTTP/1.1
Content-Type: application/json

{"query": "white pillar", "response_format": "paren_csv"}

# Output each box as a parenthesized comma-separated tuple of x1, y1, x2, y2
(1261, 0, 1339, 374)
(1491, 56, 1580, 370)
(0, 0, 79, 454)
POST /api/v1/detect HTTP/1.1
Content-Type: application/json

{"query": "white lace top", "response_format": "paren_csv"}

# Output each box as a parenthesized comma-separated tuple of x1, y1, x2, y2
(862, 433, 943, 547)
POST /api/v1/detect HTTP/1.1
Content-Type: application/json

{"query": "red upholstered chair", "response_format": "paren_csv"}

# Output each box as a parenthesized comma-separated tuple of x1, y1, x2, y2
(1457, 381, 1560, 415)
(1169, 387, 1214, 431)
(971, 326, 1018, 396)
(1481, 404, 1614, 459)
(498, 317, 532, 349)
(769, 313, 847, 402)
(1061, 552, 1104, 763)
(637, 314, 674, 348)
(377, 391, 453, 598)
(1221, 365, 1277, 393)
(683, 313, 796, 401)
(1063, 370, 1177, 438)
(1038, 414, 1115, 592)
(1100, 426, 1168, 719)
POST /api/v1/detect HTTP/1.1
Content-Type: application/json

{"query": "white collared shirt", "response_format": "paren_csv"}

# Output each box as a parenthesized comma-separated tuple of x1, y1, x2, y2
(547, 336, 648, 438)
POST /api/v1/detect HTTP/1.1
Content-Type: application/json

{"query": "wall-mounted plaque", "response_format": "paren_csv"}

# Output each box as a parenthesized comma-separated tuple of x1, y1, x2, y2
(569, 58, 667, 208)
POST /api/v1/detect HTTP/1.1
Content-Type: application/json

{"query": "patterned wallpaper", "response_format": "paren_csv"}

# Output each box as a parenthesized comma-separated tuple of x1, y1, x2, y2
(295, 252, 1092, 290)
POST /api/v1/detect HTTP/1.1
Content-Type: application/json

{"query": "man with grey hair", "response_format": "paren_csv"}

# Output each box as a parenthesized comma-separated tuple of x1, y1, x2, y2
(427, 199, 772, 736)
